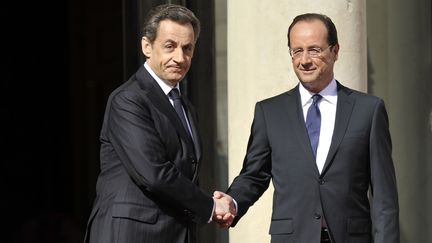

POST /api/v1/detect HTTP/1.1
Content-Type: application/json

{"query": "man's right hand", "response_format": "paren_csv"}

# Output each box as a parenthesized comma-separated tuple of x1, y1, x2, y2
(213, 191, 237, 228)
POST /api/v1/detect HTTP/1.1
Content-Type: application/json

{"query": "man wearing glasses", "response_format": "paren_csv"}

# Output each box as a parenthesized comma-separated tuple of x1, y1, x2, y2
(215, 13, 399, 243)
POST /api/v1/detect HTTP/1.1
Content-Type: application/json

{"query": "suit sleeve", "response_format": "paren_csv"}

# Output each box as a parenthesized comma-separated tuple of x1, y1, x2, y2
(106, 90, 213, 224)
(369, 99, 400, 242)
(227, 102, 272, 226)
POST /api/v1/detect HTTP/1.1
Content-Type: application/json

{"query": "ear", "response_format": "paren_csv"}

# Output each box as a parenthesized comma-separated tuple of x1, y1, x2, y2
(141, 37, 152, 58)
(332, 44, 340, 61)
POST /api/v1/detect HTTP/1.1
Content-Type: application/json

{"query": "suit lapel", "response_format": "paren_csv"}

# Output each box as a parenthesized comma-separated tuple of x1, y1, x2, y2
(184, 102, 202, 161)
(183, 100, 202, 182)
(321, 83, 355, 174)
(135, 66, 196, 152)
(287, 86, 320, 173)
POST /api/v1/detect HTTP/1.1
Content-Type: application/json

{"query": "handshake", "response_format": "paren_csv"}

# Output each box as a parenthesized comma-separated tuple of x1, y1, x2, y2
(212, 191, 237, 228)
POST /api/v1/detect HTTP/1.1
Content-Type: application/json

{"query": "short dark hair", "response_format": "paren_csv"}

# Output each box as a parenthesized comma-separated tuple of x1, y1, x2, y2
(287, 13, 338, 48)
(142, 4, 201, 43)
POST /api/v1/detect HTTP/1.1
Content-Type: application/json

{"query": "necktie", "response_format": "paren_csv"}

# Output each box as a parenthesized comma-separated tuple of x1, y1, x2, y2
(168, 88, 191, 137)
(306, 94, 323, 158)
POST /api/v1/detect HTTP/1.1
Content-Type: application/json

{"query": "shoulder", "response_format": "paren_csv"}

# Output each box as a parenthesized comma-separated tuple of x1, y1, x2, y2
(257, 86, 298, 107)
(108, 67, 156, 103)
(338, 82, 383, 105)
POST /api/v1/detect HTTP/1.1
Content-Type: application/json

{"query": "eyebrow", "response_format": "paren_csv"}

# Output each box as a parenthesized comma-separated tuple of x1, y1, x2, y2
(163, 39, 193, 47)
(292, 44, 322, 49)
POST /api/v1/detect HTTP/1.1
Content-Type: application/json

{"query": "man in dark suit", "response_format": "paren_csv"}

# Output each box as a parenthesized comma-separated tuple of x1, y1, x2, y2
(84, 4, 234, 243)
(215, 13, 399, 242)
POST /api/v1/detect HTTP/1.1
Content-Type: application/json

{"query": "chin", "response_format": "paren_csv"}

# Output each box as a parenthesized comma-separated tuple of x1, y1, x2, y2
(169, 73, 185, 80)
(300, 79, 318, 87)
(300, 77, 317, 84)
(166, 77, 183, 84)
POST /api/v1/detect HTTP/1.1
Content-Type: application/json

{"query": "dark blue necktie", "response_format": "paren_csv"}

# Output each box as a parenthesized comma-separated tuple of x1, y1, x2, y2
(306, 94, 322, 158)
(168, 88, 191, 137)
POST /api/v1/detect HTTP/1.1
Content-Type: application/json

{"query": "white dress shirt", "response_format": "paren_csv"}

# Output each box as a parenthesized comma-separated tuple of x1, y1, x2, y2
(299, 79, 338, 173)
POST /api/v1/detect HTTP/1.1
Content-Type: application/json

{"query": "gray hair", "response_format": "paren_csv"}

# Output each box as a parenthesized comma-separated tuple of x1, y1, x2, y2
(142, 4, 201, 43)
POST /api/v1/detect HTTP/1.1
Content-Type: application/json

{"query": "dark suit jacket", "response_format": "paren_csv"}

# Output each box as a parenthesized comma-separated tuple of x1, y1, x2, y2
(84, 66, 213, 243)
(227, 82, 399, 243)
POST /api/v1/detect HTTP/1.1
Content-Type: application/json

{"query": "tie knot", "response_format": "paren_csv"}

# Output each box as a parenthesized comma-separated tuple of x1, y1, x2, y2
(169, 88, 181, 100)
(311, 94, 322, 105)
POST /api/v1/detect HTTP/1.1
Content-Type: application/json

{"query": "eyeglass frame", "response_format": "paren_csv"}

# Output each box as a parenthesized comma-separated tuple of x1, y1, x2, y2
(289, 45, 333, 59)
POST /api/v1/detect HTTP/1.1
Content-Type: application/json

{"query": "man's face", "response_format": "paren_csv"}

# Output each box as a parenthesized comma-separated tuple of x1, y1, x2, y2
(142, 19, 195, 87)
(289, 20, 339, 93)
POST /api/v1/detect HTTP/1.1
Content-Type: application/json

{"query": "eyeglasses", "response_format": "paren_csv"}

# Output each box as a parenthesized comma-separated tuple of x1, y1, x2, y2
(289, 45, 332, 59)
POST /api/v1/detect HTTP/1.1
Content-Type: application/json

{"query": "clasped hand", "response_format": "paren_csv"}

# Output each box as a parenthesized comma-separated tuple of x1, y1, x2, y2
(212, 191, 236, 228)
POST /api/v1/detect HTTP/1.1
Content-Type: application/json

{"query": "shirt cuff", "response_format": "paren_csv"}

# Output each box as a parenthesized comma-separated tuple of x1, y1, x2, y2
(233, 198, 238, 215)
(208, 197, 239, 223)
(208, 199, 216, 223)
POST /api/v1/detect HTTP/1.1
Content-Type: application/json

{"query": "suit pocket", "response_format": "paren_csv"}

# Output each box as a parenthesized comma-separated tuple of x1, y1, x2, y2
(269, 218, 294, 235)
(347, 217, 371, 234)
(112, 203, 158, 224)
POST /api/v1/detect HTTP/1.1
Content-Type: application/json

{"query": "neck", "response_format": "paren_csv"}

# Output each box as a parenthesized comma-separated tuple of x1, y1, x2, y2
(301, 78, 333, 94)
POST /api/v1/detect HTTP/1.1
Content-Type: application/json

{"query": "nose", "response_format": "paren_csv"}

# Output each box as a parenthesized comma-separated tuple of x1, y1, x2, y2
(173, 47, 185, 63)
(299, 51, 312, 64)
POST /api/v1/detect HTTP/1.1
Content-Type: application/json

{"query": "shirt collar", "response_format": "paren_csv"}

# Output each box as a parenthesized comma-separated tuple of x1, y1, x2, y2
(144, 62, 180, 96)
(299, 79, 338, 107)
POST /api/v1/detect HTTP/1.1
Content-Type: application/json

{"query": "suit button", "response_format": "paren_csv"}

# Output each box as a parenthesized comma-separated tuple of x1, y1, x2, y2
(183, 210, 192, 219)
(319, 179, 325, 185)
(314, 213, 322, 220)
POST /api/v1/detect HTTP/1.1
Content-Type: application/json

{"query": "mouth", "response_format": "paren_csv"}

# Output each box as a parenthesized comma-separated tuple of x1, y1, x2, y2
(300, 69, 316, 75)
(167, 66, 183, 72)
